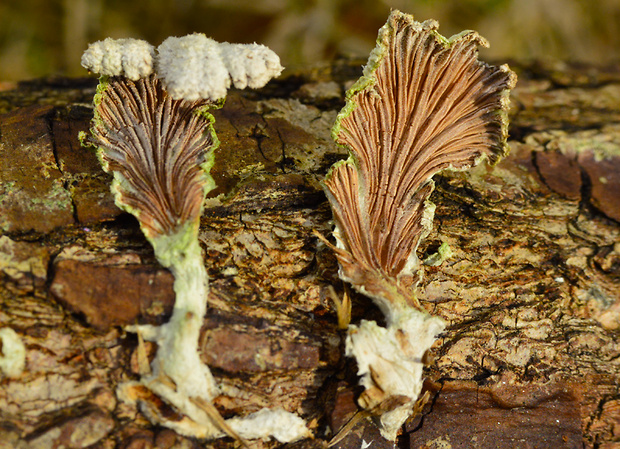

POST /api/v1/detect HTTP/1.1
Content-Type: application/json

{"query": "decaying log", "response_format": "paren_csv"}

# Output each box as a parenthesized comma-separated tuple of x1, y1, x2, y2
(1, 59, 619, 449)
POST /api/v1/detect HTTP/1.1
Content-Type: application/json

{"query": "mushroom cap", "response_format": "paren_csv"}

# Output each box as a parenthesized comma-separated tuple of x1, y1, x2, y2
(81, 37, 155, 80)
(323, 10, 516, 311)
(84, 76, 218, 243)
(82, 34, 284, 101)
(156, 34, 231, 102)
(156, 34, 283, 101)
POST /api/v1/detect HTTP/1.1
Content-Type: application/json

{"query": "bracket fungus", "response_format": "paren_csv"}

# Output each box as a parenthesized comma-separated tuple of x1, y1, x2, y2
(80, 36, 308, 443)
(321, 10, 516, 441)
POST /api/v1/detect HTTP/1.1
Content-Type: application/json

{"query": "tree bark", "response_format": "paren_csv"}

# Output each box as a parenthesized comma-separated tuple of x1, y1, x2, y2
(1, 60, 619, 449)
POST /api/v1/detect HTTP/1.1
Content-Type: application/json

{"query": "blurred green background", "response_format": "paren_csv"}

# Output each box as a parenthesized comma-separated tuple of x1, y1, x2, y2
(0, 0, 619, 81)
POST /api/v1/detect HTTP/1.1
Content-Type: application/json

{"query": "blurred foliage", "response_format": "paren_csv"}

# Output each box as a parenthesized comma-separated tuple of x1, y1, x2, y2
(0, 0, 619, 81)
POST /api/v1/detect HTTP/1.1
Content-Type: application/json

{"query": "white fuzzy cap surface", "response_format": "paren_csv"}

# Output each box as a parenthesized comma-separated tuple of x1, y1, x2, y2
(156, 33, 284, 101)
(156, 34, 230, 101)
(218, 42, 284, 90)
(81, 38, 155, 80)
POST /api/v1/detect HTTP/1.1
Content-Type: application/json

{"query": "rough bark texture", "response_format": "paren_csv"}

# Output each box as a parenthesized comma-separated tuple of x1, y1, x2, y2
(1, 59, 619, 449)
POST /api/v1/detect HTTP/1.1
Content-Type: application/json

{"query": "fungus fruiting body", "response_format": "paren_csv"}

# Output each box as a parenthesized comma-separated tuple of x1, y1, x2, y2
(322, 10, 516, 441)
(86, 74, 221, 414)
(81, 37, 155, 80)
(81, 36, 307, 443)
(156, 34, 283, 101)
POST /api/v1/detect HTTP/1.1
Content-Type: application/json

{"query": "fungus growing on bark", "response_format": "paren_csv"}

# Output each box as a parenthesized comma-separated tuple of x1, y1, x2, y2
(80, 36, 306, 443)
(320, 10, 516, 441)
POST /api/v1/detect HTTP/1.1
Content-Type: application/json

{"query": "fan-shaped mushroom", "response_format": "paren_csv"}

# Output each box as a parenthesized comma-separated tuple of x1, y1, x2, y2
(322, 10, 516, 441)
(80, 36, 307, 443)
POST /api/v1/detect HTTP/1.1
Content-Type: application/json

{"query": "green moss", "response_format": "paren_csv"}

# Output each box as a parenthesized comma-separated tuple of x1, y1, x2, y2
(423, 241, 453, 267)
(26, 179, 72, 212)
(194, 103, 221, 198)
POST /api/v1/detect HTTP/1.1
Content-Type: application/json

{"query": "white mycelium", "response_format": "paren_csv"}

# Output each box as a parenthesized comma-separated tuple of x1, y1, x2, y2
(0, 327, 26, 379)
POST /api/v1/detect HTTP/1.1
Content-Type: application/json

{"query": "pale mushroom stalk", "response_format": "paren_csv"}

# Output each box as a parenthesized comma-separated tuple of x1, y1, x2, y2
(80, 36, 307, 443)
(135, 230, 217, 400)
(82, 74, 229, 438)
(321, 10, 516, 441)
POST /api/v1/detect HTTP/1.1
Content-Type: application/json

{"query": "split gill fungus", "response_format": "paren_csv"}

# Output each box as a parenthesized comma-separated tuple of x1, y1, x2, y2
(80, 35, 309, 444)
(321, 10, 516, 442)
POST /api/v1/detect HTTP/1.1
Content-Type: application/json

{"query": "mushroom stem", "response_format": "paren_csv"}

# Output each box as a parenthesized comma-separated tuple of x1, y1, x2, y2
(123, 225, 224, 435)
(322, 9, 516, 441)
(148, 230, 218, 401)
(345, 308, 445, 440)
